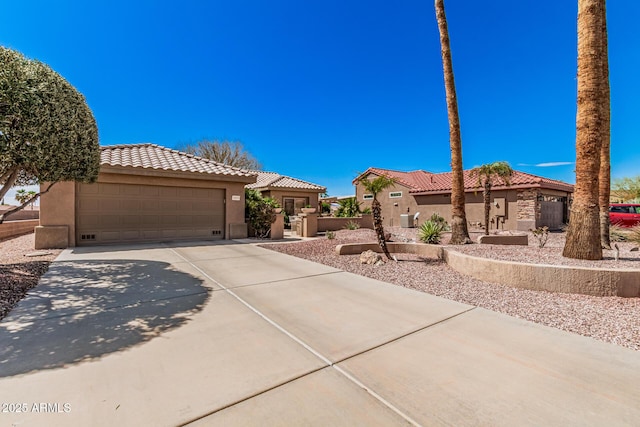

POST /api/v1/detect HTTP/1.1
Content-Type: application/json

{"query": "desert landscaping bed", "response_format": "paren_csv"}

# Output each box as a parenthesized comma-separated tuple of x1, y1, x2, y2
(260, 228, 640, 351)
(0, 233, 62, 320)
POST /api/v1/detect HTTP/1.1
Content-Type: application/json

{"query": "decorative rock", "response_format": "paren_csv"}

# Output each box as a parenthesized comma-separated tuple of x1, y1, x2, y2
(360, 250, 383, 265)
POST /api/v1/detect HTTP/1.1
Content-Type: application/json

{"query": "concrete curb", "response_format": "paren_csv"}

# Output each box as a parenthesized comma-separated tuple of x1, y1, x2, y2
(335, 242, 640, 297)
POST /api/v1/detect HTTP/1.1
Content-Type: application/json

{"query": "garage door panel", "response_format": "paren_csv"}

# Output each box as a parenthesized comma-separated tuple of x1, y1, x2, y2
(159, 187, 177, 197)
(78, 184, 99, 195)
(77, 214, 100, 228)
(78, 198, 99, 211)
(77, 183, 225, 245)
(159, 201, 178, 211)
(99, 199, 121, 212)
(121, 216, 141, 227)
(140, 186, 160, 197)
(192, 201, 216, 211)
(121, 200, 140, 211)
(101, 231, 121, 241)
(161, 215, 178, 226)
(141, 201, 159, 211)
(177, 188, 193, 198)
(101, 185, 120, 196)
(121, 185, 141, 196)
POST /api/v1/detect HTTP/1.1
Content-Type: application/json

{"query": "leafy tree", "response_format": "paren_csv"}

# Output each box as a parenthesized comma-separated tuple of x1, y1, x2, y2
(611, 176, 640, 202)
(335, 197, 361, 218)
(0, 47, 100, 223)
(563, 0, 607, 260)
(435, 0, 471, 245)
(183, 139, 261, 170)
(245, 189, 279, 238)
(470, 162, 513, 236)
(357, 175, 396, 261)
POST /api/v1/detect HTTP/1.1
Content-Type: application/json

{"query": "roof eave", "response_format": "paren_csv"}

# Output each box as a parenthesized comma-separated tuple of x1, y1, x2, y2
(100, 165, 258, 184)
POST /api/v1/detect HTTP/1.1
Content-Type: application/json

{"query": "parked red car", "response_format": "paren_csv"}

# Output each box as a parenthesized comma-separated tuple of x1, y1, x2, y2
(609, 204, 640, 227)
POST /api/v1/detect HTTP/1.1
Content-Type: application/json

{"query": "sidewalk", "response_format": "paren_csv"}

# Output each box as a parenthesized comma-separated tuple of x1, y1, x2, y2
(1, 240, 639, 426)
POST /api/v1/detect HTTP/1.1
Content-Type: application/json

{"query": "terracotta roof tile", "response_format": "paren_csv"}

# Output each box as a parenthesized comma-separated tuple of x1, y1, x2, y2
(357, 167, 573, 194)
(100, 143, 256, 178)
(246, 171, 326, 192)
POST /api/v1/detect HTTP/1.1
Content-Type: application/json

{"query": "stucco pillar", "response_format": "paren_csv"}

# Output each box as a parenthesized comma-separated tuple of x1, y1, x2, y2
(300, 213, 318, 237)
(271, 213, 284, 240)
(35, 181, 75, 248)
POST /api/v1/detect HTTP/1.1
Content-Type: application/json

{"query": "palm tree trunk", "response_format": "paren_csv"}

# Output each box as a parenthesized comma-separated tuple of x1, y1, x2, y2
(435, 0, 470, 245)
(598, 4, 611, 250)
(563, 0, 606, 260)
(371, 198, 393, 260)
(483, 182, 491, 236)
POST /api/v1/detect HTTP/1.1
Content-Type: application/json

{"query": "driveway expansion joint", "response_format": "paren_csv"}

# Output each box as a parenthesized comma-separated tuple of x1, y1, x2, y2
(169, 247, 423, 427)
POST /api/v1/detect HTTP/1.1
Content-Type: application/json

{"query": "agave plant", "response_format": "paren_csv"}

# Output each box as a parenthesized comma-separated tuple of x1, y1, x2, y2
(418, 220, 446, 244)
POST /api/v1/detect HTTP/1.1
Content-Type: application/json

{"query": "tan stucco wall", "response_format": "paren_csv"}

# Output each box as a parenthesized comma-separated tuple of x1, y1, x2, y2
(317, 215, 374, 232)
(355, 181, 418, 227)
(37, 181, 76, 248)
(414, 190, 520, 231)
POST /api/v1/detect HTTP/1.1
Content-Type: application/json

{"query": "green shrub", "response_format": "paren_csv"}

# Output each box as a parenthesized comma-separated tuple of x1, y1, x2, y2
(335, 197, 361, 218)
(530, 226, 549, 248)
(418, 220, 445, 244)
(628, 224, 640, 246)
(245, 189, 280, 239)
(326, 230, 336, 240)
(429, 212, 450, 231)
(343, 220, 360, 230)
(610, 224, 629, 242)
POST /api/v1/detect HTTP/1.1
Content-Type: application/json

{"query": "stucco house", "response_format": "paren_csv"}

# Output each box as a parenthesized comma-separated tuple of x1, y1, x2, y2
(354, 167, 574, 231)
(35, 143, 257, 248)
(246, 172, 326, 217)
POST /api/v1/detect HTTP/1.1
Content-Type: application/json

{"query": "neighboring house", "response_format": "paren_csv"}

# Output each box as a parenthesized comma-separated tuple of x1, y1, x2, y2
(354, 167, 574, 231)
(36, 143, 257, 248)
(246, 172, 326, 217)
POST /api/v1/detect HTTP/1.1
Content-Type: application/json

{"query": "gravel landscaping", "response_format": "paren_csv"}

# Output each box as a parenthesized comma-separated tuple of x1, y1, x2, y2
(2, 229, 638, 352)
(0, 233, 62, 320)
(260, 228, 640, 352)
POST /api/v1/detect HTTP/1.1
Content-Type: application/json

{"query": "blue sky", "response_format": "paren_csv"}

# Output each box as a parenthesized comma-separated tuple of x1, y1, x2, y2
(2, 0, 639, 200)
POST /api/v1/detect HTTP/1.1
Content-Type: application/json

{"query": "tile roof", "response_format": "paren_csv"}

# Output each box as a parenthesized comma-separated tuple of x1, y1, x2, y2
(357, 167, 574, 194)
(246, 171, 326, 192)
(100, 143, 256, 178)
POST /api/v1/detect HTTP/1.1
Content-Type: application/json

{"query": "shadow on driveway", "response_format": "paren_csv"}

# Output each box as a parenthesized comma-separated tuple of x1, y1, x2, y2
(0, 260, 210, 378)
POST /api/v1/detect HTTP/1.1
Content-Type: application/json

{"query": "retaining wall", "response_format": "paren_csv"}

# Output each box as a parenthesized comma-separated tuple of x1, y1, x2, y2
(335, 241, 640, 298)
(317, 215, 373, 232)
(0, 219, 39, 241)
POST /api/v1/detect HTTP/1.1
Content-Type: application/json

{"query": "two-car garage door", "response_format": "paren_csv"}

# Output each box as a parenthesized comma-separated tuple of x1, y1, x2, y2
(76, 182, 225, 245)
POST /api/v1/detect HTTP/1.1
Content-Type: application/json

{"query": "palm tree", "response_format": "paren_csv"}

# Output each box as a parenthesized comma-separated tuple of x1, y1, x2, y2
(598, 4, 611, 250)
(335, 197, 361, 218)
(563, 0, 607, 260)
(14, 189, 37, 210)
(435, 0, 471, 244)
(357, 175, 396, 261)
(470, 162, 513, 235)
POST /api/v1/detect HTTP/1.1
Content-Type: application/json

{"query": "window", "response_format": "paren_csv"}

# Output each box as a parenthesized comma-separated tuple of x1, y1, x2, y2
(283, 197, 310, 215)
(363, 194, 373, 200)
(389, 191, 402, 198)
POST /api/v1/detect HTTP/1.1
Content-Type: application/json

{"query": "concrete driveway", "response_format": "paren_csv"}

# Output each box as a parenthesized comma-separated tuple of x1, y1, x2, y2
(1, 240, 640, 426)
